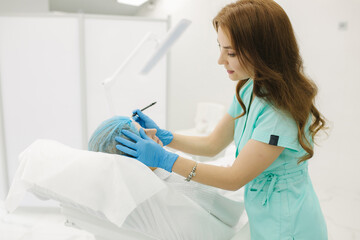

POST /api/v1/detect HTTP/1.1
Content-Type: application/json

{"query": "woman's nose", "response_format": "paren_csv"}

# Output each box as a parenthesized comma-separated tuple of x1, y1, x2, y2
(218, 52, 226, 65)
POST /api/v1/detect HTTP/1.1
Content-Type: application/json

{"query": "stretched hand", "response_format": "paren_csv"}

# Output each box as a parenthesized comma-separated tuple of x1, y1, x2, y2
(115, 128, 178, 172)
(132, 109, 173, 146)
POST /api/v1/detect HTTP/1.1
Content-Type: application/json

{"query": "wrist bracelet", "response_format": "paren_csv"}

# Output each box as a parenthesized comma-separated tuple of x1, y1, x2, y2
(185, 162, 198, 182)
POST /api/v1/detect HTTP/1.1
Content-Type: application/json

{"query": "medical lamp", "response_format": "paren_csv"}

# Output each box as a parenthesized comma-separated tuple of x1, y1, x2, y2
(102, 19, 191, 114)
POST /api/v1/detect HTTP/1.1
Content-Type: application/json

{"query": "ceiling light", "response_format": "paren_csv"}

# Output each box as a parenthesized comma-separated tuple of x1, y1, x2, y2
(116, 0, 148, 7)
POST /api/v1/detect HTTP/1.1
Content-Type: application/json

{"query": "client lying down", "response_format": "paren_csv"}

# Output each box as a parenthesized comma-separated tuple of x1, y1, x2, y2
(5, 116, 245, 240)
(88, 116, 244, 240)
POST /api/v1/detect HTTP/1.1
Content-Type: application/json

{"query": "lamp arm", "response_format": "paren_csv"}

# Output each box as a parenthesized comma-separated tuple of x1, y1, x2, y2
(140, 19, 191, 75)
(102, 32, 155, 87)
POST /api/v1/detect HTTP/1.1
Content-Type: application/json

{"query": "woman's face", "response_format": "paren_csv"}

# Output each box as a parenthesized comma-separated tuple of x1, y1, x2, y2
(132, 121, 164, 147)
(217, 26, 253, 81)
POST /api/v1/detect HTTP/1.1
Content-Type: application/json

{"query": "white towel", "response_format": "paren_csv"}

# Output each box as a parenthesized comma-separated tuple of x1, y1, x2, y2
(5, 139, 166, 227)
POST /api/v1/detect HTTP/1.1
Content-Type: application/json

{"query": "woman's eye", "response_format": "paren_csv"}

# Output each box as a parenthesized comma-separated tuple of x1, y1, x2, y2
(228, 53, 236, 57)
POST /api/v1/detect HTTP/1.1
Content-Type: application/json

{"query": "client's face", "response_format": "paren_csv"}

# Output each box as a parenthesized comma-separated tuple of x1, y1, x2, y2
(130, 120, 162, 171)
(131, 120, 164, 147)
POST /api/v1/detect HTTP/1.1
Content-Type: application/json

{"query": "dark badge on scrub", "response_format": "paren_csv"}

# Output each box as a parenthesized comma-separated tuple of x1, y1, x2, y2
(269, 135, 279, 146)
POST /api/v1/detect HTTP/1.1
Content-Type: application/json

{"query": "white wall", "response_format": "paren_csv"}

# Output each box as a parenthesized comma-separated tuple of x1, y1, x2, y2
(0, 78, 8, 201)
(0, 0, 49, 203)
(0, 0, 48, 13)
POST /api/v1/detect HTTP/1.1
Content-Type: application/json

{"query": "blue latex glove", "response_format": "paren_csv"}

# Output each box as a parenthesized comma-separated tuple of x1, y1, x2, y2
(115, 128, 178, 172)
(132, 109, 173, 146)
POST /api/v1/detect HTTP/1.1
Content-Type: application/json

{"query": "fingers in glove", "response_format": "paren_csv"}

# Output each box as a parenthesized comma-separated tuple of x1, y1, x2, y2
(132, 109, 140, 121)
(115, 136, 136, 150)
(135, 109, 148, 120)
(132, 115, 140, 122)
(116, 144, 138, 157)
(132, 109, 139, 115)
(139, 128, 151, 140)
(121, 130, 142, 142)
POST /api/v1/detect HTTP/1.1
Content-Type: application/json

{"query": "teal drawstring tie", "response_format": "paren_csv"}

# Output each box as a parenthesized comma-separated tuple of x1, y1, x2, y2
(249, 164, 308, 207)
(262, 174, 277, 206)
(250, 173, 278, 206)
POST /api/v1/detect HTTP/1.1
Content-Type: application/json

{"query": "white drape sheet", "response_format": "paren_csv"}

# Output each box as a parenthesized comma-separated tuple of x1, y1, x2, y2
(5, 139, 166, 227)
(5, 139, 244, 240)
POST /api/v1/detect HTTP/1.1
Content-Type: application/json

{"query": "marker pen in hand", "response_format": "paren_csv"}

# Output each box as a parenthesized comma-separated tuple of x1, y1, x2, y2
(132, 102, 157, 117)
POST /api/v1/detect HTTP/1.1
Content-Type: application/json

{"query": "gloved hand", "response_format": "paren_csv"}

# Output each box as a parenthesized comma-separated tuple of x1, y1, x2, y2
(115, 128, 178, 172)
(132, 109, 173, 146)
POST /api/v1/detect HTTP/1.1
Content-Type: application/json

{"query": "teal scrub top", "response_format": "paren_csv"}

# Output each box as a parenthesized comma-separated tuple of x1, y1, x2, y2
(228, 79, 327, 240)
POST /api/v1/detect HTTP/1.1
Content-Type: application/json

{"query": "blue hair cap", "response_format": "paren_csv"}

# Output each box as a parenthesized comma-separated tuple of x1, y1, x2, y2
(88, 116, 140, 155)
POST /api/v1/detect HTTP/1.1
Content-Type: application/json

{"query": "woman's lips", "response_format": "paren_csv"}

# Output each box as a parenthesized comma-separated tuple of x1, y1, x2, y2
(227, 70, 234, 74)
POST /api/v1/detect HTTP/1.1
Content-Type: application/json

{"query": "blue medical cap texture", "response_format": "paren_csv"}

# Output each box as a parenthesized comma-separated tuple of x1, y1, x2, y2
(88, 116, 140, 156)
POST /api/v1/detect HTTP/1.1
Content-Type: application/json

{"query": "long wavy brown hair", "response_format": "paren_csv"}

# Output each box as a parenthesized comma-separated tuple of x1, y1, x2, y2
(213, 0, 326, 163)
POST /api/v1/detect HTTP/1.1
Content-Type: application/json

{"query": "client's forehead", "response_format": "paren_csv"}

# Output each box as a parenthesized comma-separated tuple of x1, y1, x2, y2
(131, 120, 141, 131)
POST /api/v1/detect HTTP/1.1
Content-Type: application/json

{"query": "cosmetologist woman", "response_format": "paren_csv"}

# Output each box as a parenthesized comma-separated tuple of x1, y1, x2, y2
(116, 0, 328, 239)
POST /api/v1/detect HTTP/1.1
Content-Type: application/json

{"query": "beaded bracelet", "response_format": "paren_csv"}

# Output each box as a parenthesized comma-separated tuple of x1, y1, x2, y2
(185, 162, 198, 182)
